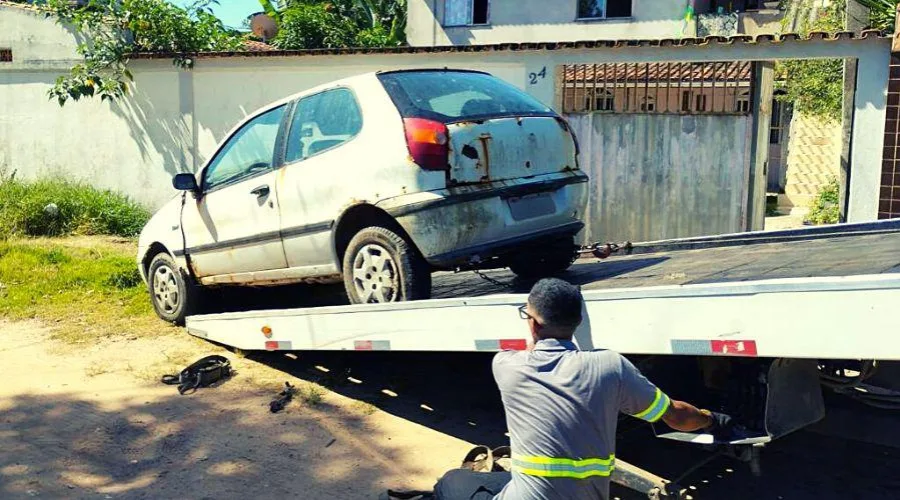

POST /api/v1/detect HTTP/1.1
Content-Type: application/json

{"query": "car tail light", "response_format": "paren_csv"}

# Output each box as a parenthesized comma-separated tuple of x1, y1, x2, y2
(403, 118, 449, 171)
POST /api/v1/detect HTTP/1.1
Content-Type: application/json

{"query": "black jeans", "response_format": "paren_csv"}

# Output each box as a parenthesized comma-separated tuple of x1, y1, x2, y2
(433, 469, 512, 500)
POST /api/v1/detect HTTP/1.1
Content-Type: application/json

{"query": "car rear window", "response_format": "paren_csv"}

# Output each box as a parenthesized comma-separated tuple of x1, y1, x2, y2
(378, 71, 554, 122)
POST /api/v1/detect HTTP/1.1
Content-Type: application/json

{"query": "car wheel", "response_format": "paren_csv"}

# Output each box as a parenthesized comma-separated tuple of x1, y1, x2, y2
(148, 252, 201, 325)
(342, 226, 432, 304)
(508, 237, 578, 279)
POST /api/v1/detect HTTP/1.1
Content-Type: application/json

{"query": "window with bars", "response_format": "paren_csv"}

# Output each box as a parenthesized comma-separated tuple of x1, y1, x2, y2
(561, 61, 754, 115)
(0, 49, 12, 62)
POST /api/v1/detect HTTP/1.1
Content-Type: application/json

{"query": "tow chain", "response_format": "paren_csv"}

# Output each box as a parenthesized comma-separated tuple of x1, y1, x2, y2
(472, 268, 515, 289)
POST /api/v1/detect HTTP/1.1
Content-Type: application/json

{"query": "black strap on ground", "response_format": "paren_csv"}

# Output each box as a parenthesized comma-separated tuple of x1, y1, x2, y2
(161, 355, 231, 395)
(379, 490, 434, 499)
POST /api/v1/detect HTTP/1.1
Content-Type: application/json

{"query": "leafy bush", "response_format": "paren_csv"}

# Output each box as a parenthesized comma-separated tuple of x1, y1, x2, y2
(856, 0, 899, 32)
(0, 178, 150, 238)
(273, 3, 357, 49)
(777, 0, 846, 123)
(270, 0, 407, 49)
(42, 0, 243, 105)
(805, 177, 840, 225)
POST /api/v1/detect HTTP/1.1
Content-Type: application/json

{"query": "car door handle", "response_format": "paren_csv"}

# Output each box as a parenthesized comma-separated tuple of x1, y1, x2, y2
(250, 185, 270, 198)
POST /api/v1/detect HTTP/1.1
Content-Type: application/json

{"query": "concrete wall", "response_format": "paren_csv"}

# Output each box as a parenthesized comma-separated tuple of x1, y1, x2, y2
(407, 0, 693, 47)
(571, 113, 751, 242)
(781, 112, 843, 211)
(0, 3, 891, 226)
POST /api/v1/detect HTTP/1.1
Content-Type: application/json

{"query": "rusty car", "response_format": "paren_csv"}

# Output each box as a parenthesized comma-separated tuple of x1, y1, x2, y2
(137, 69, 588, 323)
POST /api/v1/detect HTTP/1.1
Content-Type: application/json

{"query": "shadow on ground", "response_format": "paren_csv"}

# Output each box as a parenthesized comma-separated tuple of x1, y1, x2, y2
(248, 349, 900, 500)
(0, 385, 428, 499)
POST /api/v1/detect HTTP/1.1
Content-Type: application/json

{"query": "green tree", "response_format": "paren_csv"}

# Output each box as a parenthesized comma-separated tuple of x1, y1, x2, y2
(263, 0, 406, 49)
(855, 0, 898, 31)
(273, 3, 357, 49)
(777, 0, 846, 122)
(43, 0, 242, 106)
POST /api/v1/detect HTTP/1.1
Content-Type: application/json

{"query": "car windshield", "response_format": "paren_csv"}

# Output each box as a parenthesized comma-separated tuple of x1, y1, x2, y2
(377, 71, 554, 122)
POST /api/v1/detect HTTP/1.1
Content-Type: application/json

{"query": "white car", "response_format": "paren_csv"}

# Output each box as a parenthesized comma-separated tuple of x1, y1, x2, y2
(138, 69, 588, 323)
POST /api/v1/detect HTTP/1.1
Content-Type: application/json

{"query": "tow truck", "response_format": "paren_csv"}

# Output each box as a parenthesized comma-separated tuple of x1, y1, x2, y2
(185, 219, 900, 499)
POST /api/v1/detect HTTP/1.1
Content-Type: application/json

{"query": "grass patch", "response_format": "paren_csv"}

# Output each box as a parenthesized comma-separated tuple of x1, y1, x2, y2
(0, 237, 171, 343)
(0, 177, 150, 238)
(301, 384, 325, 406)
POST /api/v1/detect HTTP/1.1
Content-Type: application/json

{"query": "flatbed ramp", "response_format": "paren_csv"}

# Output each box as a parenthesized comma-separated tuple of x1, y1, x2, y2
(187, 227, 900, 361)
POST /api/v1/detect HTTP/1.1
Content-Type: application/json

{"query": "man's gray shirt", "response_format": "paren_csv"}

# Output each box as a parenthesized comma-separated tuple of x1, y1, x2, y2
(492, 338, 671, 500)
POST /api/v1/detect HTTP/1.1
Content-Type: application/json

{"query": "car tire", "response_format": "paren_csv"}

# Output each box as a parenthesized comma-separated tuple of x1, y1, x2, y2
(147, 252, 202, 325)
(342, 226, 432, 304)
(508, 237, 578, 279)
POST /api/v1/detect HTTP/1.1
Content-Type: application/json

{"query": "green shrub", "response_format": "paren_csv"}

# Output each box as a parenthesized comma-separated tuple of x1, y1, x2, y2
(0, 178, 150, 238)
(805, 177, 840, 225)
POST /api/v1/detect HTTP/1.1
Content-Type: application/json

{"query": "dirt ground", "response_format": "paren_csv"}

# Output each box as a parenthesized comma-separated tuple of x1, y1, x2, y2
(0, 320, 470, 499)
(4, 316, 900, 500)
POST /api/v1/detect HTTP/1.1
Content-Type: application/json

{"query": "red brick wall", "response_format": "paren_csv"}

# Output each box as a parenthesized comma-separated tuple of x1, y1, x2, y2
(882, 56, 900, 219)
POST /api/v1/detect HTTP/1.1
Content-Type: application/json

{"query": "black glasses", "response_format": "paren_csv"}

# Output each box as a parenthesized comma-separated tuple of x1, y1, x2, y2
(518, 304, 534, 321)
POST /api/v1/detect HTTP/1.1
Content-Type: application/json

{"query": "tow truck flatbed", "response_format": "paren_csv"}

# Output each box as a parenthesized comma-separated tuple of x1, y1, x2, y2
(184, 222, 900, 499)
(187, 223, 900, 361)
(431, 230, 900, 298)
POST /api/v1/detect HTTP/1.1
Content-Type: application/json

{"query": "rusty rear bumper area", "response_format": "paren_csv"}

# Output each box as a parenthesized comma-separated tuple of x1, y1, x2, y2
(379, 173, 588, 270)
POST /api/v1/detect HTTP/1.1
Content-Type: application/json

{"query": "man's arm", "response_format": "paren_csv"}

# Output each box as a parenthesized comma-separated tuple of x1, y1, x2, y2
(616, 354, 724, 433)
(660, 399, 713, 432)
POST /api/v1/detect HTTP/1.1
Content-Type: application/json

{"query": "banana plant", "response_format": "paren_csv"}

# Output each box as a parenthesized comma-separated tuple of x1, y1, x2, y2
(854, 0, 897, 31)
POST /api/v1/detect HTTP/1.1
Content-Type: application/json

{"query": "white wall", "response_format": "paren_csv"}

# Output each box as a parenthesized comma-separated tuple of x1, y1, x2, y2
(0, 3, 891, 224)
(0, 5, 188, 208)
(407, 0, 693, 47)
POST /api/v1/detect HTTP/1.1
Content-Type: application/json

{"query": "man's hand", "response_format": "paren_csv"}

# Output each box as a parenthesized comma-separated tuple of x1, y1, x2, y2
(701, 410, 735, 440)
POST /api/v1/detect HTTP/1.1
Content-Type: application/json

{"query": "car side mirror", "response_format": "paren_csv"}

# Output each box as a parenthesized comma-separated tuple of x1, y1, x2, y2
(173, 173, 199, 193)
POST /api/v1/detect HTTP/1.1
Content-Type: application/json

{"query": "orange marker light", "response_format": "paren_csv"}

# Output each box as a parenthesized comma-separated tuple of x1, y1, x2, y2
(261, 326, 273, 338)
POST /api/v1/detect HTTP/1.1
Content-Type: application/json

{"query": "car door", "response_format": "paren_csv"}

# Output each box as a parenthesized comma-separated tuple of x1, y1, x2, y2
(181, 104, 289, 280)
(277, 88, 364, 272)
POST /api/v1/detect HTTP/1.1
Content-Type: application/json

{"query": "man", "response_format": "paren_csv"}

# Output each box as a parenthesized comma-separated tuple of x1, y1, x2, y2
(434, 278, 731, 500)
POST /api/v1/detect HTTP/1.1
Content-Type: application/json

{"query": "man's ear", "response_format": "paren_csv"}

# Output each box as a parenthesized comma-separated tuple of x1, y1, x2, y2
(530, 319, 541, 339)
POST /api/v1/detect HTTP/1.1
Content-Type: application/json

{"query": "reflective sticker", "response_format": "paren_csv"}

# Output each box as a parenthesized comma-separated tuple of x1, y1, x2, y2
(670, 340, 712, 355)
(499, 339, 527, 351)
(475, 340, 500, 351)
(265, 341, 292, 351)
(354, 340, 391, 351)
(475, 339, 527, 351)
(671, 339, 758, 357)
(711, 340, 758, 356)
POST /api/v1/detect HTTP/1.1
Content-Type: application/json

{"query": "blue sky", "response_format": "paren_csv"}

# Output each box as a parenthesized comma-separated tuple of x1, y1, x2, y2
(174, 0, 262, 29)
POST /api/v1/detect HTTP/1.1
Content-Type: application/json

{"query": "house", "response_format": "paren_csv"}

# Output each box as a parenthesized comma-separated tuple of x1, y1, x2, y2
(406, 0, 786, 47)
(407, 1, 863, 219)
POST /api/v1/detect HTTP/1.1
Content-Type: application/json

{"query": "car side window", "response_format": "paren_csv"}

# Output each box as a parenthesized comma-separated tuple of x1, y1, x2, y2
(203, 105, 286, 191)
(285, 88, 362, 163)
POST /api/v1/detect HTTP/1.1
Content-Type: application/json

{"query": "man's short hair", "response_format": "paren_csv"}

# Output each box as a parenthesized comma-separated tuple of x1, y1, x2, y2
(528, 278, 584, 333)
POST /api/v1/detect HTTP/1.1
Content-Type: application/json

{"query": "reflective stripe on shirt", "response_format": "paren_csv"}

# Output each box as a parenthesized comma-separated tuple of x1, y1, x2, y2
(511, 454, 615, 479)
(632, 387, 671, 423)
